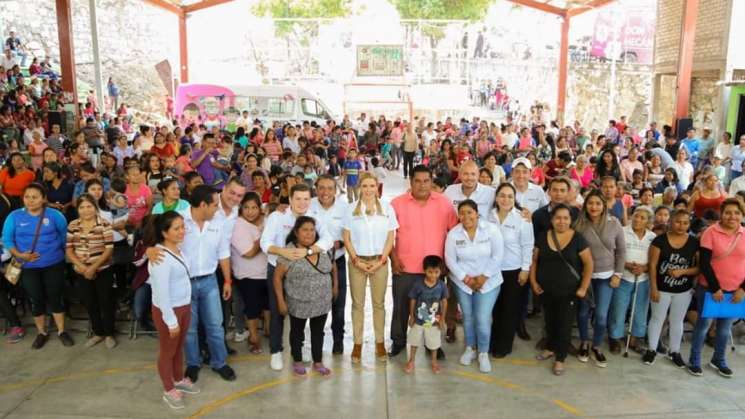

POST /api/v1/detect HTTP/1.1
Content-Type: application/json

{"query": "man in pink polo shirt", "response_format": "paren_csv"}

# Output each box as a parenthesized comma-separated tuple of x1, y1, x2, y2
(389, 165, 458, 357)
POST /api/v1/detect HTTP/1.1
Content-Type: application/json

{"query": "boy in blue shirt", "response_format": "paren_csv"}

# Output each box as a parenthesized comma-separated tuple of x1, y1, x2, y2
(405, 255, 449, 374)
(342, 148, 362, 203)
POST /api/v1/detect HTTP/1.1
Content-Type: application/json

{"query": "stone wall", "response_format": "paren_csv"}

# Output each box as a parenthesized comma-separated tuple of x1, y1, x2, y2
(689, 71, 719, 128)
(566, 63, 652, 131)
(0, 0, 179, 115)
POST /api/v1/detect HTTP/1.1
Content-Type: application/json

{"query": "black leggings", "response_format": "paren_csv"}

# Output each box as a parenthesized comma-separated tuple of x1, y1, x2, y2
(21, 262, 66, 317)
(290, 313, 327, 363)
(0, 280, 21, 327)
(78, 268, 116, 336)
(403, 151, 416, 178)
(542, 293, 576, 362)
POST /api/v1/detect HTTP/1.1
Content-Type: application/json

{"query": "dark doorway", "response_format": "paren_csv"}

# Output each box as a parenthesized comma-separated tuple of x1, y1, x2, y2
(736, 94, 745, 145)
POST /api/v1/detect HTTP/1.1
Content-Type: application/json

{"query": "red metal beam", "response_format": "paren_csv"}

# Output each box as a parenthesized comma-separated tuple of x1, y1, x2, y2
(674, 0, 699, 125)
(566, 0, 616, 18)
(557, 15, 570, 124)
(55, 0, 78, 113)
(179, 13, 189, 83)
(183, 0, 235, 13)
(507, 0, 565, 16)
(142, 0, 182, 15)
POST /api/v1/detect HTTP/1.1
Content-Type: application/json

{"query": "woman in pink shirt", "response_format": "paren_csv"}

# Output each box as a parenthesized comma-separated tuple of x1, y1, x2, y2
(687, 199, 745, 377)
(620, 147, 644, 183)
(261, 129, 282, 162)
(125, 164, 153, 228)
(570, 155, 593, 189)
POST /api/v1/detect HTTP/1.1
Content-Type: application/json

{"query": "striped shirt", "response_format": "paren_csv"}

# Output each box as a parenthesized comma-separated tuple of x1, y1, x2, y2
(66, 216, 114, 271)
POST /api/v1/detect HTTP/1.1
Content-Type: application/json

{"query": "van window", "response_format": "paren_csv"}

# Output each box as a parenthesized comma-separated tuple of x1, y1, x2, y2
(302, 99, 320, 117)
(235, 96, 294, 118)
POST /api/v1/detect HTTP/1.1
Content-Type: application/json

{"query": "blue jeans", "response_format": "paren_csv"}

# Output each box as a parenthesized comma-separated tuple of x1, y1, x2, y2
(185, 274, 228, 369)
(576, 277, 614, 345)
(688, 286, 737, 368)
(134, 284, 151, 321)
(591, 277, 615, 347)
(609, 279, 650, 339)
(331, 256, 347, 344)
(455, 285, 500, 353)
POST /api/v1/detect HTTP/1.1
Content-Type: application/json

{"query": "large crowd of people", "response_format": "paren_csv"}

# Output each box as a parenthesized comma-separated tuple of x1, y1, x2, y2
(3, 30, 745, 411)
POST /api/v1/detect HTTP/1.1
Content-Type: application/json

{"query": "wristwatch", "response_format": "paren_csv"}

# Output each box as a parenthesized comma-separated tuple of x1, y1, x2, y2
(307, 248, 314, 256)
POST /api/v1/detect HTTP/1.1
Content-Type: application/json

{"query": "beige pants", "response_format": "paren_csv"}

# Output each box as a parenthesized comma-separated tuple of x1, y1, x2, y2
(349, 259, 389, 344)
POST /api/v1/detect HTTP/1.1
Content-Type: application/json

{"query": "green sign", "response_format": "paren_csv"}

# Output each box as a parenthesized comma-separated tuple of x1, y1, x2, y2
(357, 45, 404, 77)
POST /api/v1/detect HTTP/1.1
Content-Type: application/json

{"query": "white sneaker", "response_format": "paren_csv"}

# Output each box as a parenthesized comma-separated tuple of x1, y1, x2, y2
(234, 331, 249, 343)
(460, 347, 476, 366)
(270, 352, 284, 371)
(302, 346, 312, 363)
(478, 352, 492, 373)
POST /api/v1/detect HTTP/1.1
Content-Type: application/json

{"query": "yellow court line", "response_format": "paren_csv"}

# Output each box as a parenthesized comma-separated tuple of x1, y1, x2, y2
(0, 354, 267, 395)
(189, 378, 294, 419)
(448, 369, 584, 417)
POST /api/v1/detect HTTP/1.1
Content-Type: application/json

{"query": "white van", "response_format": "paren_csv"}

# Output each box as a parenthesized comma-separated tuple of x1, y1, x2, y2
(174, 83, 336, 129)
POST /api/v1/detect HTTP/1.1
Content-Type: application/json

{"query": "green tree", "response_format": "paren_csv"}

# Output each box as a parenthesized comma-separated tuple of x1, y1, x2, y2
(390, 0, 493, 21)
(253, 0, 353, 35)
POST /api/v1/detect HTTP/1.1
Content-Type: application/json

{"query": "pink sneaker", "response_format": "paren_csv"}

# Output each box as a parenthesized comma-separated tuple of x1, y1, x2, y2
(6, 327, 25, 344)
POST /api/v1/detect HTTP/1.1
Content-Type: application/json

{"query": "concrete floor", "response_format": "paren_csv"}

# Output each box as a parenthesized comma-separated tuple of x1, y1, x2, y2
(3, 172, 745, 418)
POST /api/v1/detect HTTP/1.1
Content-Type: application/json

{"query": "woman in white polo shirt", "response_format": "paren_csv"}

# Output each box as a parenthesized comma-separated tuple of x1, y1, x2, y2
(445, 199, 504, 374)
(343, 172, 398, 364)
(487, 183, 534, 358)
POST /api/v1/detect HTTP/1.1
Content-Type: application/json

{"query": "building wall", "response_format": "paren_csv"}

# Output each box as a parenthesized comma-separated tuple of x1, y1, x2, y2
(0, 0, 179, 115)
(653, 0, 732, 131)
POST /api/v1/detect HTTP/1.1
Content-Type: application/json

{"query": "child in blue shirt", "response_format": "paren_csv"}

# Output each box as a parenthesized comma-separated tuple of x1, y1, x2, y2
(342, 148, 362, 203)
(405, 255, 449, 374)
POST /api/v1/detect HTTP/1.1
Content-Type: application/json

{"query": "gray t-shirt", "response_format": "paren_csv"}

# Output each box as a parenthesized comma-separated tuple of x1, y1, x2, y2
(408, 279, 449, 326)
(277, 244, 333, 319)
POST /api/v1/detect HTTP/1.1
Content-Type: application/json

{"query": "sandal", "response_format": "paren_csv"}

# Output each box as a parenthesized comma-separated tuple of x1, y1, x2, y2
(404, 362, 415, 374)
(248, 337, 263, 354)
(445, 328, 456, 343)
(431, 363, 442, 374)
(535, 351, 555, 361)
(292, 362, 307, 376)
(312, 363, 332, 376)
(552, 362, 565, 376)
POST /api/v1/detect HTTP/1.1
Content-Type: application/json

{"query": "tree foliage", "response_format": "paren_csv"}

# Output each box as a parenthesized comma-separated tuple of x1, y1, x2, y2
(253, 0, 353, 19)
(390, 0, 494, 21)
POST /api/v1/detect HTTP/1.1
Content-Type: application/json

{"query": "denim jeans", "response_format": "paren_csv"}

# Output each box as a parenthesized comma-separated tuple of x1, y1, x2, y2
(455, 285, 500, 353)
(185, 274, 228, 369)
(134, 284, 152, 321)
(591, 277, 615, 347)
(609, 279, 650, 339)
(688, 286, 737, 368)
(391, 145, 402, 169)
(331, 255, 348, 344)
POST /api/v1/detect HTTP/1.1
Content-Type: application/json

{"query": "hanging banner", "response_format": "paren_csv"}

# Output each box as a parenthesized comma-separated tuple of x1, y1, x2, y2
(357, 45, 404, 77)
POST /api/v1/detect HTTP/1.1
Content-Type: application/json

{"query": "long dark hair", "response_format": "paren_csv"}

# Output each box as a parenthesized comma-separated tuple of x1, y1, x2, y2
(6, 152, 24, 178)
(143, 210, 183, 246)
(85, 178, 110, 211)
(285, 215, 317, 247)
(596, 150, 620, 179)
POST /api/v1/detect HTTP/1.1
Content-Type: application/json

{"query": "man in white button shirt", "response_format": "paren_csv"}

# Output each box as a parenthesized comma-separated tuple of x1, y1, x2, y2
(511, 157, 548, 214)
(212, 178, 246, 348)
(260, 183, 334, 371)
(444, 160, 496, 217)
(309, 175, 350, 354)
(149, 185, 237, 383)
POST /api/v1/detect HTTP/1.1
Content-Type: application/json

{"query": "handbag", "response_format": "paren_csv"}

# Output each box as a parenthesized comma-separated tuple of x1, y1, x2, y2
(5, 207, 46, 285)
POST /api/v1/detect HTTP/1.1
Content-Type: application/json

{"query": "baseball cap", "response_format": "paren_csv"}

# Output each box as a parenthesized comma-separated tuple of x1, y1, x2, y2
(513, 157, 532, 170)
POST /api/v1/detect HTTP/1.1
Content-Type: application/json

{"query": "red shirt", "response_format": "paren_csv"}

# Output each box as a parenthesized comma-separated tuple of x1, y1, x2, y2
(152, 143, 175, 159)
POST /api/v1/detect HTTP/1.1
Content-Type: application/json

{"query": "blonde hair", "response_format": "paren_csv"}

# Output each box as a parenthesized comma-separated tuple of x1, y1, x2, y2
(352, 172, 385, 216)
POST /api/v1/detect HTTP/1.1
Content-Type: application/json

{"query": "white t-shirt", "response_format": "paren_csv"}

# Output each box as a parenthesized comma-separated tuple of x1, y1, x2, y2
(422, 130, 437, 147)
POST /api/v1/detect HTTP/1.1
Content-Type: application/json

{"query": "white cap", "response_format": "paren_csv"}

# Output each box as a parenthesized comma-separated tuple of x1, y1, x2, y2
(512, 157, 532, 170)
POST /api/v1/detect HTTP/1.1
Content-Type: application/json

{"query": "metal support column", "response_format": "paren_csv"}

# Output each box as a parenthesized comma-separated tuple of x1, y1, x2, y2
(89, 0, 105, 112)
(674, 0, 699, 128)
(56, 0, 78, 113)
(557, 15, 570, 125)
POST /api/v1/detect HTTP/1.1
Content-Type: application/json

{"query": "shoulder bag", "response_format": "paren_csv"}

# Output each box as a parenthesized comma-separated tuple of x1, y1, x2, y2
(550, 229, 592, 300)
(5, 207, 46, 285)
